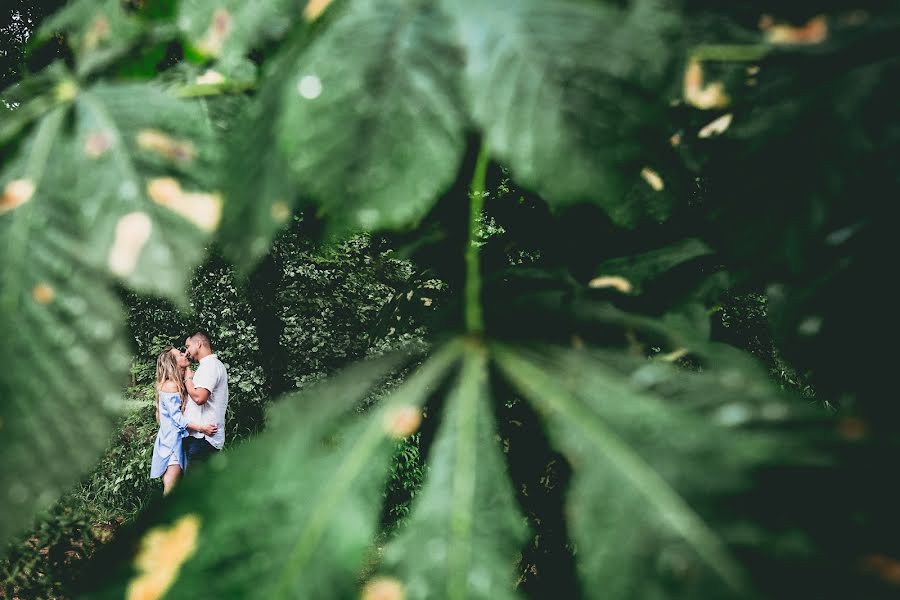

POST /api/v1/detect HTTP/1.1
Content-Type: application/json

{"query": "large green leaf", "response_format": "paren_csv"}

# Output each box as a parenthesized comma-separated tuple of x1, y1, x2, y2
(450, 0, 681, 226)
(80, 342, 462, 599)
(377, 347, 527, 600)
(494, 343, 804, 599)
(277, 0, 467, 231)
(0, 108, 132, 544)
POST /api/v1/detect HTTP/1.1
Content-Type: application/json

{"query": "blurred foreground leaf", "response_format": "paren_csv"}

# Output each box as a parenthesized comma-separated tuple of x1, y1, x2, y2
(0, 108, 131, 544)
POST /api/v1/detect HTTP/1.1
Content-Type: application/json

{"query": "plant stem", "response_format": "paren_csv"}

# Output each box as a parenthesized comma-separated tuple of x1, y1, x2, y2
(465, 144, 489, 335)
(690, 44, 772, 62)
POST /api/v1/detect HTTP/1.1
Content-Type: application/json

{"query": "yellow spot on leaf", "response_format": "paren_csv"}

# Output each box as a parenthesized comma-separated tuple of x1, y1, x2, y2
(84, 130, 113, 158)
(270, 201, 291, 223)
(383, 406, 422, 439)
(147, 178, 222, 232)
(55, 80, 78, 102)
(196, 69, 226, 85)
(698, 113, 733, 138)
(361, 576, 406, 600)
(32, 283, 55, 304)
(683, 60, 730, 109)
(136, 129, 196, 164)
(108, 212, 152, 277)
(197, 8, 233, 57)
(304, 0, 334, 22)
(669, 132, 682, 147)
(1, 179, 36, 215)
(640, 167, 664, 191)
(763, 15, 828, 45)
(659, 347, 689, 362)
(588, 276, 633, 294)
(126, 514, 201, 600)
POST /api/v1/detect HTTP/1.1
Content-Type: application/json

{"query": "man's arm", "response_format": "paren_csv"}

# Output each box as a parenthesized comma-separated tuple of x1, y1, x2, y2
(185, 368, 211, 405)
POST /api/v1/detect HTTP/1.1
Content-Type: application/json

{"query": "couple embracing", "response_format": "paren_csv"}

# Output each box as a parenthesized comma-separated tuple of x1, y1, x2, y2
(149, 332, 229, 495)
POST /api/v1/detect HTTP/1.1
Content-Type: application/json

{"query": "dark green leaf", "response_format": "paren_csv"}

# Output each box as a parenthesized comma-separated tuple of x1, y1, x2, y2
(377, 346, 527, 600)
(277, 0, 466, 231)
(494, 342, 802, 599)
(451, 0, 681, 226)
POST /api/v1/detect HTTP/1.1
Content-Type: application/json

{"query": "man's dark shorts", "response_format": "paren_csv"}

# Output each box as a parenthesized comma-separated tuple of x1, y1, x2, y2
(183, 437, 218, 470)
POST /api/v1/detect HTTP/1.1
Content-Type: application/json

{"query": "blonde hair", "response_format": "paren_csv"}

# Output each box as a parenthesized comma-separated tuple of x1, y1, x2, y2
(155, 346, 188, 423)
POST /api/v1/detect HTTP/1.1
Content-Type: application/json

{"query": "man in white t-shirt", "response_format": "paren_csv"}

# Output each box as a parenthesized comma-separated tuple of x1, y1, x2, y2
(183, 331, 229, 469)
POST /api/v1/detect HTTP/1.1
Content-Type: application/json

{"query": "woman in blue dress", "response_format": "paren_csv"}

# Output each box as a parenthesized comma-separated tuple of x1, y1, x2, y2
(150, 347, 218, 495)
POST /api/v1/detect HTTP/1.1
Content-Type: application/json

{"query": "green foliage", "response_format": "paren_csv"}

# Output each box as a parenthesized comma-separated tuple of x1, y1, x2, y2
(379, 350, 528, 600)
(272, 229, 431, 387)
(3, 1, 900, 599)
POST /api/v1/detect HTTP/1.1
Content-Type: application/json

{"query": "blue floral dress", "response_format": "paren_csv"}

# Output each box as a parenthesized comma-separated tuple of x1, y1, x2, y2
(150, 391, 189, 478)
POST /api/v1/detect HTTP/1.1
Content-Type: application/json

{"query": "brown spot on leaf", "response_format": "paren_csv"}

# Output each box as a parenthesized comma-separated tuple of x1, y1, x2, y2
(588, 276, 633, 294)
(640, 167, 664, 191)
(361, 576, 405, 600)
(147, 178, 222, 232)
(32, 283, 55, 304)
(197, 8, 233, 57)
(861, 554, 900, 585)
(838, 417, 867, 441)
(1, 179, 36, 215)
(763, 15, 828, 45)
(384, 406, 422, 439)
(84, 130, 113, 158)
(108, 212, 152, 277)
(698, 113, 733, 138)
(196, 69, 226, 85)
(83, 16, 110, 52)
(136, 129, 196, 164)
(683, 60, 730, 109)
(126, 514, 201, 600)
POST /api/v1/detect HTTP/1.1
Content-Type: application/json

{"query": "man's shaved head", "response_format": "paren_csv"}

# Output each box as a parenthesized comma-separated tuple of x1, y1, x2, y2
(189, 331, 212, 349)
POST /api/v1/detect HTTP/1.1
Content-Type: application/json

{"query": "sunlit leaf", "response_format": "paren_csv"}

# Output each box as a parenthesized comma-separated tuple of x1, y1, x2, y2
(0, 108, 132, 544)
(277, 0, 466, 231)
(494, 342, 803, 599)
(377, 347, 528, 600)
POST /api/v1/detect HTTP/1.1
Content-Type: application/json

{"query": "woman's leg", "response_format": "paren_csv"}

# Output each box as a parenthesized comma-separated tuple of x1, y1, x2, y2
(162, 464, 182, 495)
